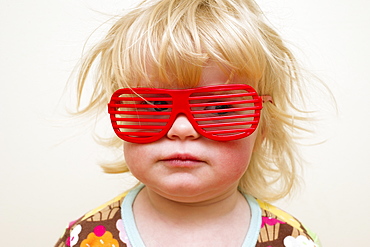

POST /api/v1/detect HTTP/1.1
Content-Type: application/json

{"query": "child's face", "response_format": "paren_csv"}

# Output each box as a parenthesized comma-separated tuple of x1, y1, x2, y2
(123, 62, 258, 203)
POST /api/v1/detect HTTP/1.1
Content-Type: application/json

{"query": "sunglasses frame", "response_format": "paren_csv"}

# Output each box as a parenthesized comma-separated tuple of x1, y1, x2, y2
(108, 84, 268, 143)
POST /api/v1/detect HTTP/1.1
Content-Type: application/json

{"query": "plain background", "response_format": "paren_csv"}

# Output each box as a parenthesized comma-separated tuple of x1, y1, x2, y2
(1, 0, 369, 246)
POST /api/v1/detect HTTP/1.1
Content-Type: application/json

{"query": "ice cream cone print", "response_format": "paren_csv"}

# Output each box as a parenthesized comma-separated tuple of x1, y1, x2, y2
(80, 225, 120, 247)
(257, 199, 304, 231)
(258, 210, 286, 242)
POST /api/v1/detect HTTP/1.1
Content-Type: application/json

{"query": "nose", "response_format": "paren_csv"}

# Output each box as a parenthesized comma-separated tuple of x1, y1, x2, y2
(167, 114, 201, 141)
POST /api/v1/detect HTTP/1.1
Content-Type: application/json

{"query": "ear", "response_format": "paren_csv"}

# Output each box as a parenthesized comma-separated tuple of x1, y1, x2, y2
(261, 95, 273, 104)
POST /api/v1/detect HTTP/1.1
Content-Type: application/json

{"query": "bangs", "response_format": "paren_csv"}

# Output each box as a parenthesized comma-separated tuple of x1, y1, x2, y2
(109, 0, 268, 90)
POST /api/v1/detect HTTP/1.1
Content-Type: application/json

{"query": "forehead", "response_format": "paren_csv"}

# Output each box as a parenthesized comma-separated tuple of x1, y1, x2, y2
(138, 61, 251, 89)
(198, 62, 250, 87)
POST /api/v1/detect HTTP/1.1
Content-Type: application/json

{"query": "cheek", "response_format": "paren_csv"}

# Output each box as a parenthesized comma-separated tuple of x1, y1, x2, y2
(123, 142, 135, 165)
(123, 142, 152, 181)
(123, 142, 162, 179)
(218, 134, 257, 173)
(230, 147, 253, 174)
(123, 142, 148, 169)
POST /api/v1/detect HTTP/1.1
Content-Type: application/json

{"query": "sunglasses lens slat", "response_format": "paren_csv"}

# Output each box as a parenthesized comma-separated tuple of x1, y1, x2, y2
(111, 117, 168, 122)
(189, 92, 256, 101)
(197, 120, 259, 128)
(205, 128, 257, 135)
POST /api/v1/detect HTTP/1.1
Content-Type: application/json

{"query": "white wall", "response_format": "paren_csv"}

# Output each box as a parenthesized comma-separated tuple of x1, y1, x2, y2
(1, 0, 369, 246)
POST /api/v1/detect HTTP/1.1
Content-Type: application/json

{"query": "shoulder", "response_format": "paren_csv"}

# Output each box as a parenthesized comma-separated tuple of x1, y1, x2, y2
(54, 192, 128, 247)
(256, 199, 321, 247)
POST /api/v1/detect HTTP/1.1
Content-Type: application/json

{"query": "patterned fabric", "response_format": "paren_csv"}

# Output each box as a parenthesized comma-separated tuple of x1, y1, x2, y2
(55, 192, 320, 247)
(256, 200, 320, 247)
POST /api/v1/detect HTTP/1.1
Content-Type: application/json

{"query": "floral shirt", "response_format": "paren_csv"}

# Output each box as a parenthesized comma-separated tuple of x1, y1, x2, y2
(55, 186, 320, 247)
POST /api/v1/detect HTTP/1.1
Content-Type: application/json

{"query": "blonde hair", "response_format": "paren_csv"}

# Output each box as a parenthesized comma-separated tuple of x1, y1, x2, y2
(75, 0, 310, 201)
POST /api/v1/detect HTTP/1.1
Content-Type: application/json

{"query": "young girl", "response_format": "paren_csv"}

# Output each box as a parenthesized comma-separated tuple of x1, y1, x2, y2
(55, 0, 321, 246)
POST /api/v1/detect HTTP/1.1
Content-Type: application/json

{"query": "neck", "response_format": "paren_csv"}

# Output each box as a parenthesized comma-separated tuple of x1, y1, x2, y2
(134, 186, 248, 224)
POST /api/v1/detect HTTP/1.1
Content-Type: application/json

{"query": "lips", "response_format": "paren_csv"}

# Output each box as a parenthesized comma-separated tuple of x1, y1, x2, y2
(161, 154, 203, 168)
